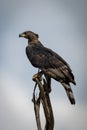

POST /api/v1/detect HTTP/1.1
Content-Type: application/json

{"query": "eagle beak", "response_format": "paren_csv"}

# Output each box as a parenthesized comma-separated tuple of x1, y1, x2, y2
(19, 33, 26, 38)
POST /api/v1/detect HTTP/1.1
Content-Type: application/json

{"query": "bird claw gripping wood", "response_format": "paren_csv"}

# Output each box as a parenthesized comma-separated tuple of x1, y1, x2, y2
(32, 72, 42, 82)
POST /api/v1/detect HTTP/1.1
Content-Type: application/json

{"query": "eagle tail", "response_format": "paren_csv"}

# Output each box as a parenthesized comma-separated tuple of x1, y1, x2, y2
(61, 82, 75, 104)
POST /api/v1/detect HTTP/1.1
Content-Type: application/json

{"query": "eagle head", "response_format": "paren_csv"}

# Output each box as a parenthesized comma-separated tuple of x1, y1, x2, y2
(19, 31, 39, 42)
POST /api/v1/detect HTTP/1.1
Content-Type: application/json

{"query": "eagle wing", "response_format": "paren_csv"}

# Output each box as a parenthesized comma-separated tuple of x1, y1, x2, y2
(26, 45, 75, 84)
(48, 54, 75, 84)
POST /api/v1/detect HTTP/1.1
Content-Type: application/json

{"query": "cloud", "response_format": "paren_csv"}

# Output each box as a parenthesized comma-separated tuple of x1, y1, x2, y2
(0, 72, 35, 130)
(52, 99, 87, 130)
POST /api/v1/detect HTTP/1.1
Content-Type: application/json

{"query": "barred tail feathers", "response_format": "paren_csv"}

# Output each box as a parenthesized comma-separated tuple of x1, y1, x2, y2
(61, 82, 75, 104)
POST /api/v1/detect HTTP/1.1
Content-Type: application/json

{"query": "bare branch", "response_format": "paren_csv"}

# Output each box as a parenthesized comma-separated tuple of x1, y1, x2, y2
(32, 74, 54, 130)
(32, 83, 42, 130)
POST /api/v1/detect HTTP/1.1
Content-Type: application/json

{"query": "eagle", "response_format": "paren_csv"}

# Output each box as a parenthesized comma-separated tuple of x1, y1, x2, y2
(19, 31, 76, 104)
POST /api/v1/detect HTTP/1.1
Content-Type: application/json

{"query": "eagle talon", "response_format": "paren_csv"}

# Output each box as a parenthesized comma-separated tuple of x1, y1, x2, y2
(32, 73, 42, 81)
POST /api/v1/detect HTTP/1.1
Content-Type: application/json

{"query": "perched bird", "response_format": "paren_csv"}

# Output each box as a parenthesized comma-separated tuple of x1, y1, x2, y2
(19, 31, 76, 104)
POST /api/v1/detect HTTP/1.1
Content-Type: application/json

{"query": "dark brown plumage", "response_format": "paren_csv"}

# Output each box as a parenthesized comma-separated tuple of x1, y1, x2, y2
(19, 31, 76, 104)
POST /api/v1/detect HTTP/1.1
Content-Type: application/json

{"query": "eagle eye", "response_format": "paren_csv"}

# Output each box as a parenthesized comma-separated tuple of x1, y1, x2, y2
(24, 32, 27, 35)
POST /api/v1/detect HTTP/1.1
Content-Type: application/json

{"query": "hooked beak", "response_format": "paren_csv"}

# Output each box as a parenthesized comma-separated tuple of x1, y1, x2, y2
(19, 33, 26, 38)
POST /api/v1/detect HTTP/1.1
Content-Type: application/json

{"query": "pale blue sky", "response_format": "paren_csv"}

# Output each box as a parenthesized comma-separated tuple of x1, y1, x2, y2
(0, 0, 87, 130)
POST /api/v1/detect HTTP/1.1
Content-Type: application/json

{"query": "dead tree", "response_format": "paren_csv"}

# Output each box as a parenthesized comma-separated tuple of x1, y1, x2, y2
(32, 73, 54, 130)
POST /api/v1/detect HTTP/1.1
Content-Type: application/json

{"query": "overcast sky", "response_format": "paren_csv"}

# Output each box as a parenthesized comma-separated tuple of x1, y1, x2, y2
(0, 0, 87, 130)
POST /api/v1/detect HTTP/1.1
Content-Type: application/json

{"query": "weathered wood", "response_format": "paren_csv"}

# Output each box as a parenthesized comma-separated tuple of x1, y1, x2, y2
(32, 74, 54, 130)
(32, 83, 42, 130)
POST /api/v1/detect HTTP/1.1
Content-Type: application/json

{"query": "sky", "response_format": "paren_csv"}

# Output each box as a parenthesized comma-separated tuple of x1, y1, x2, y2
(0, 0, 87, 130)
